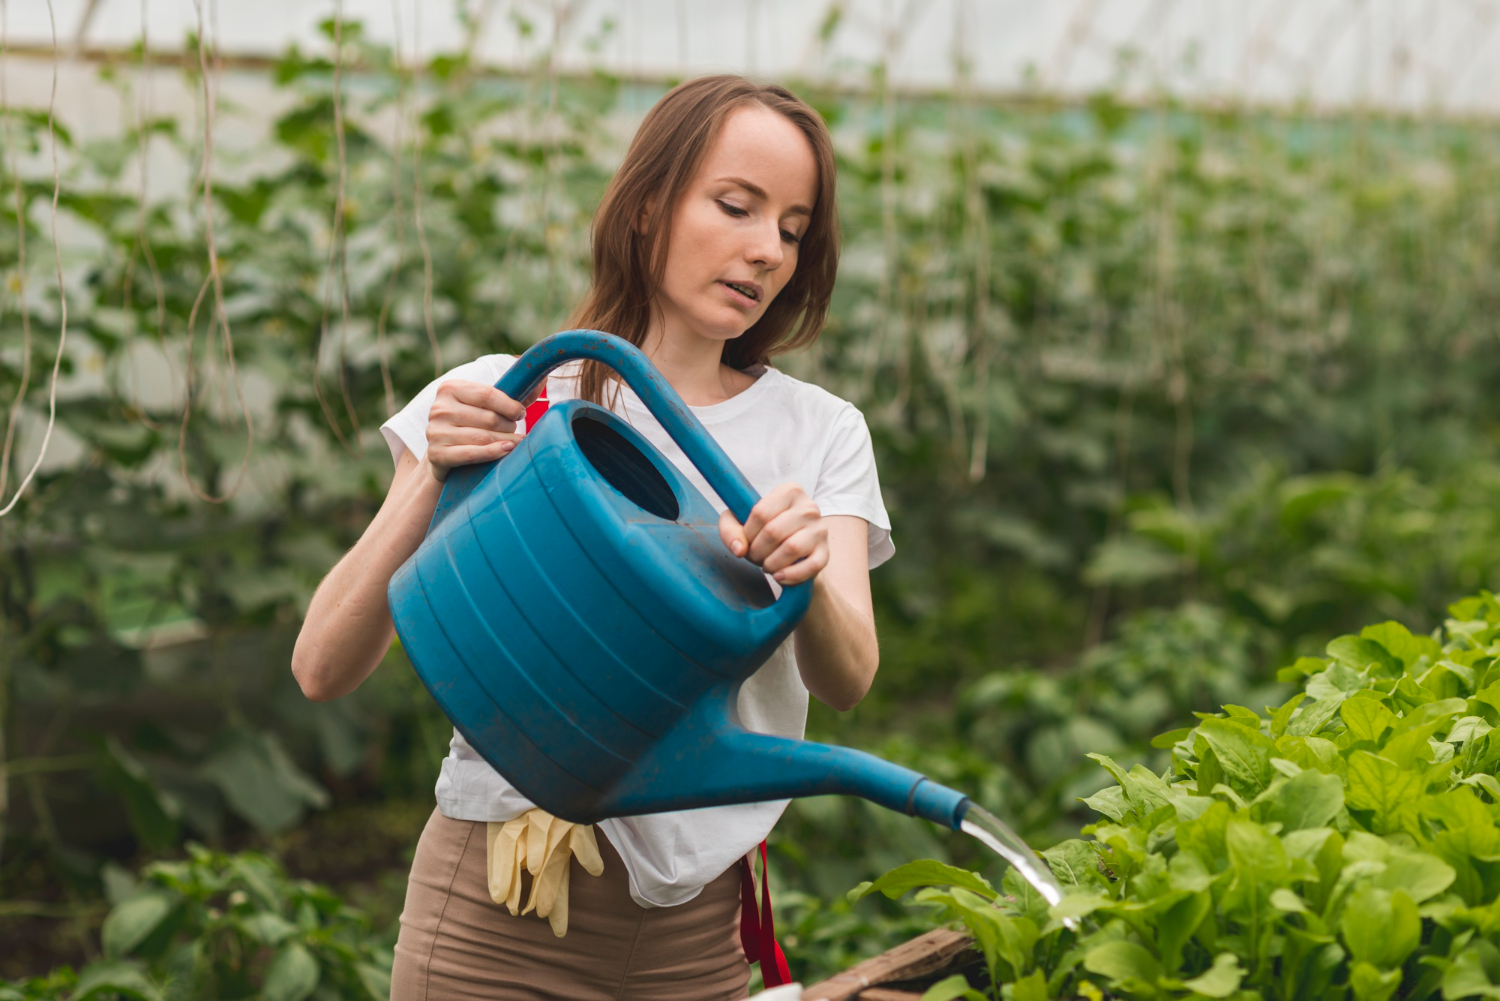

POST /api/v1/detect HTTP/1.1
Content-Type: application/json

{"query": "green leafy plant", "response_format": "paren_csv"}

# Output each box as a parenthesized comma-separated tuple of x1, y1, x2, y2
(2, 845, 391, 1001)
(861, 591, 1500, 1000)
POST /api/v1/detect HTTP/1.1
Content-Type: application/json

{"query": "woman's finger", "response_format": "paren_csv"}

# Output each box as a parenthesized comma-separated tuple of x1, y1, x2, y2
(429, 427, 526, 449)
(746, 503, 821, 565)
(718, 508, 750, 558)
(436, 380, 525, 423)
(742, 483, 804, 541)
(766, 531, 829, 584)
(426, 440, 518, 481)
(431, 398, 520, 434)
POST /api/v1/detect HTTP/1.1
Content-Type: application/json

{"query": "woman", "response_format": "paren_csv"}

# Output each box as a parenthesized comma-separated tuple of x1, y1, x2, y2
(292, 75, 892, 1000)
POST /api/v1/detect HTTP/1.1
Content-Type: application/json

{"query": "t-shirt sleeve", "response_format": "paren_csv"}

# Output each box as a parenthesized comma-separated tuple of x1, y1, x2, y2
(379, 355, 516, 464)
(813, 405, 894, 570)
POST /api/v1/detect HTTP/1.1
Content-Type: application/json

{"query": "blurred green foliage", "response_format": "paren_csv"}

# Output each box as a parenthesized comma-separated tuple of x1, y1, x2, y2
(3, 844, 390, 1000)
(2, 16, 1500, 987)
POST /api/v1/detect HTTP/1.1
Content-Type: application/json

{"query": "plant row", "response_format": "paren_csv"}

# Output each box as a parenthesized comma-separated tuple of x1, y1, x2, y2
(863, 592, 1500, 1000)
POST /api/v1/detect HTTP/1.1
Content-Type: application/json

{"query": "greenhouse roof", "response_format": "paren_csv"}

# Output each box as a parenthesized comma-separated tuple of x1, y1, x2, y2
(6, 0, 1500, 116)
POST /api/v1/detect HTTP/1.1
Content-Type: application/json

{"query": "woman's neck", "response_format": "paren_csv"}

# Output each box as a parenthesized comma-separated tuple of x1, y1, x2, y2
(639, 324, 757, 407)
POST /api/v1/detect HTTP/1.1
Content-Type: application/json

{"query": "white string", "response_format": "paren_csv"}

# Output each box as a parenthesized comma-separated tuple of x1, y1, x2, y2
(0, 0, 68, 519)
(121, 0, 173, 433)
(410, 0, 441, 377)
(178, 0, 254, 503)
(371, 0, 408, 417)
(312, 0, 361, 454)
(0, 0, 31, 503)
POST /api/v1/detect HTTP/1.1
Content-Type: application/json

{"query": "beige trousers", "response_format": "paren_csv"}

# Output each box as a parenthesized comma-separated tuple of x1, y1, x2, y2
(391, 809, 751, 1001)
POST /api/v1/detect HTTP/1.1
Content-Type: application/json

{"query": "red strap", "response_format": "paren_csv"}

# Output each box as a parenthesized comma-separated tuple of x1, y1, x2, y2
(523, 383, 549, 434)
(739, 841, 791, 987)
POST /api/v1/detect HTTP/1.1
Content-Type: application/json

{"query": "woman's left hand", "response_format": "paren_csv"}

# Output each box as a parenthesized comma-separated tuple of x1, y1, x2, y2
(718, 483, 828, 585)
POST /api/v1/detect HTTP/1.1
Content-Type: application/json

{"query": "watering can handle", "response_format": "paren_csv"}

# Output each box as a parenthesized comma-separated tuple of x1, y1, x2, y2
(496, 330, 765, 525)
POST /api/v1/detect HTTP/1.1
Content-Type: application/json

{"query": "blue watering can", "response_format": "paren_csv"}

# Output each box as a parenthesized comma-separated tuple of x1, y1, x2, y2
(387, 330, 972, 830)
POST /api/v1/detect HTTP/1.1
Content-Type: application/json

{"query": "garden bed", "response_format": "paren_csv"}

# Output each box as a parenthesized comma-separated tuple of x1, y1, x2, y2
(802, 928, 983, 1000)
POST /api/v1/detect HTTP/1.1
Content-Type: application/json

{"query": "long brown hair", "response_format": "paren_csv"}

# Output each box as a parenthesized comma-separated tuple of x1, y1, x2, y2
(568, 75, 840, 404)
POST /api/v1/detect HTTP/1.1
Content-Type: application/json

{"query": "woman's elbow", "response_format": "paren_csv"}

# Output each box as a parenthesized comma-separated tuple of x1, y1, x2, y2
(292, 640, 345, 702)
(824, 652, 879, 713)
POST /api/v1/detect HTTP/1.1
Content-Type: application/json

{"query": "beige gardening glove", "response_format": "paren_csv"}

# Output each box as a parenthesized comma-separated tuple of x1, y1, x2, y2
(485, 808, 604, 937)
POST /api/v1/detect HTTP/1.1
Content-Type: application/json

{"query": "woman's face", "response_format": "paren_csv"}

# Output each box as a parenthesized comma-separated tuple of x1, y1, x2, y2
(653, 105, 819, 349)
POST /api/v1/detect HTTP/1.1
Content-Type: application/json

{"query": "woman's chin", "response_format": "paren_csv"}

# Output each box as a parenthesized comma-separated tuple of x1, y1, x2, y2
(692, 317, 757, 343)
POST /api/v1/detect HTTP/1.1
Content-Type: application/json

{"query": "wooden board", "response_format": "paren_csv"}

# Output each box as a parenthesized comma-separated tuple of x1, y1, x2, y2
(801, 928, 976, 1001)
(857, 990, 927, 1001)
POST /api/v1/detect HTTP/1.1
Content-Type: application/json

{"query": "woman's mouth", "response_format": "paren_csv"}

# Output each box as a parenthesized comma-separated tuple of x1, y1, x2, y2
(719, 280, 762, 308)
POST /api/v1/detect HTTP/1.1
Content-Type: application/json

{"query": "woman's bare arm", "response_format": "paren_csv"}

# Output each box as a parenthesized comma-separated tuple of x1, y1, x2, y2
(789, 516, 877, 711)
(720, 490, 878, 711)
(292, 449, 437, 701)
(291, 380, 525, 701)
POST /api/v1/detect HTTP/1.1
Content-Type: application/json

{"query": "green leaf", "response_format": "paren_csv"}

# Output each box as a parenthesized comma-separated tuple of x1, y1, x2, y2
(1287, 693, 1345, 737)
(1087, 754, 1172, 818)
(1344, 751, 1424, 832)
(1341, 885, 1420, 969)
(848, 860, 996, 903)
(1181, 953, 1245, 998)
(199, 728, 329, 836)
(1349, 961, 1403, 1001)
(1223, 818, 1287, 925)
(1362, 621, 1440, 669)
(355, 963, 391, 1001)
(1280, 655, 1331, 682)
(1042, 840, 1108, 889)
(1051, 894, 1115, 920)
(1008, 970, 1049, 1001)
(263, 943, 320, 1001)
(1262, 767, 1344, 831)
(1396, 698, 1470, 734)
(1270, 888, 1309, 913)
(241, 911, 299, 946)
(100, 893, 175, 959)
(1341, 698, 1397, 744)
(1151, 727, 1193, 750)
(71, 960, 160, 1001)
(1463, 773, 1500, 803)
(1442, 940, 1500, 999)
(99, 738, 179, 853)
(1328, 636, 1403, 677)
(1270, 693, 1305, 738)
(915, 888, 1036, 983)
(921, 974, 988, 1001)
(1307, 661, 1371, 701)
(1360, 621, 1441, 670)
(1154, 890, 1211, 972)
(1084, 939, 1162, 988)
(1373, 849, 1455, 903)
(1449, 716, 1494, 745)
(1082, 784, 1130, 822)
(1197, 717, 1275, 799)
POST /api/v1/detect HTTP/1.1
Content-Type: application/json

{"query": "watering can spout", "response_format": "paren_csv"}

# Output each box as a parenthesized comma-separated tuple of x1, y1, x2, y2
(595, 682, 973, 830)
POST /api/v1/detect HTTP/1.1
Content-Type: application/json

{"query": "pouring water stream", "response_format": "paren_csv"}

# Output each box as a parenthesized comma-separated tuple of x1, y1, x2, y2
(961, 804, 1081, 930)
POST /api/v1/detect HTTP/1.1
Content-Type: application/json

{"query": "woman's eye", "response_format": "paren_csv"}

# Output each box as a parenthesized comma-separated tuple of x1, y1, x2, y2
(716, 199, 748, 217)
(781, 230, 802, 245)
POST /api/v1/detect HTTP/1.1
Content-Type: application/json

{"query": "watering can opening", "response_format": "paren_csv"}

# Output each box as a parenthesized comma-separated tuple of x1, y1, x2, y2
(572, 412, 680, 522)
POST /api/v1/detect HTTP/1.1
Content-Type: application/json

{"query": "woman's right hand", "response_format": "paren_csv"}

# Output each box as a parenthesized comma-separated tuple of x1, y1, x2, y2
(424, 380, 529, 482)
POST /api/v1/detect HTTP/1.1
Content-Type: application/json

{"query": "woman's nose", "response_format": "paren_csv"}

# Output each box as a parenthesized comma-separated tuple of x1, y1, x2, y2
(746, 221, 785, 270)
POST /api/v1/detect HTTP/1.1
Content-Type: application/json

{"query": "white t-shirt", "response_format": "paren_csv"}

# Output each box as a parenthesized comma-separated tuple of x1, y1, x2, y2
(380, 353, 893, 907)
